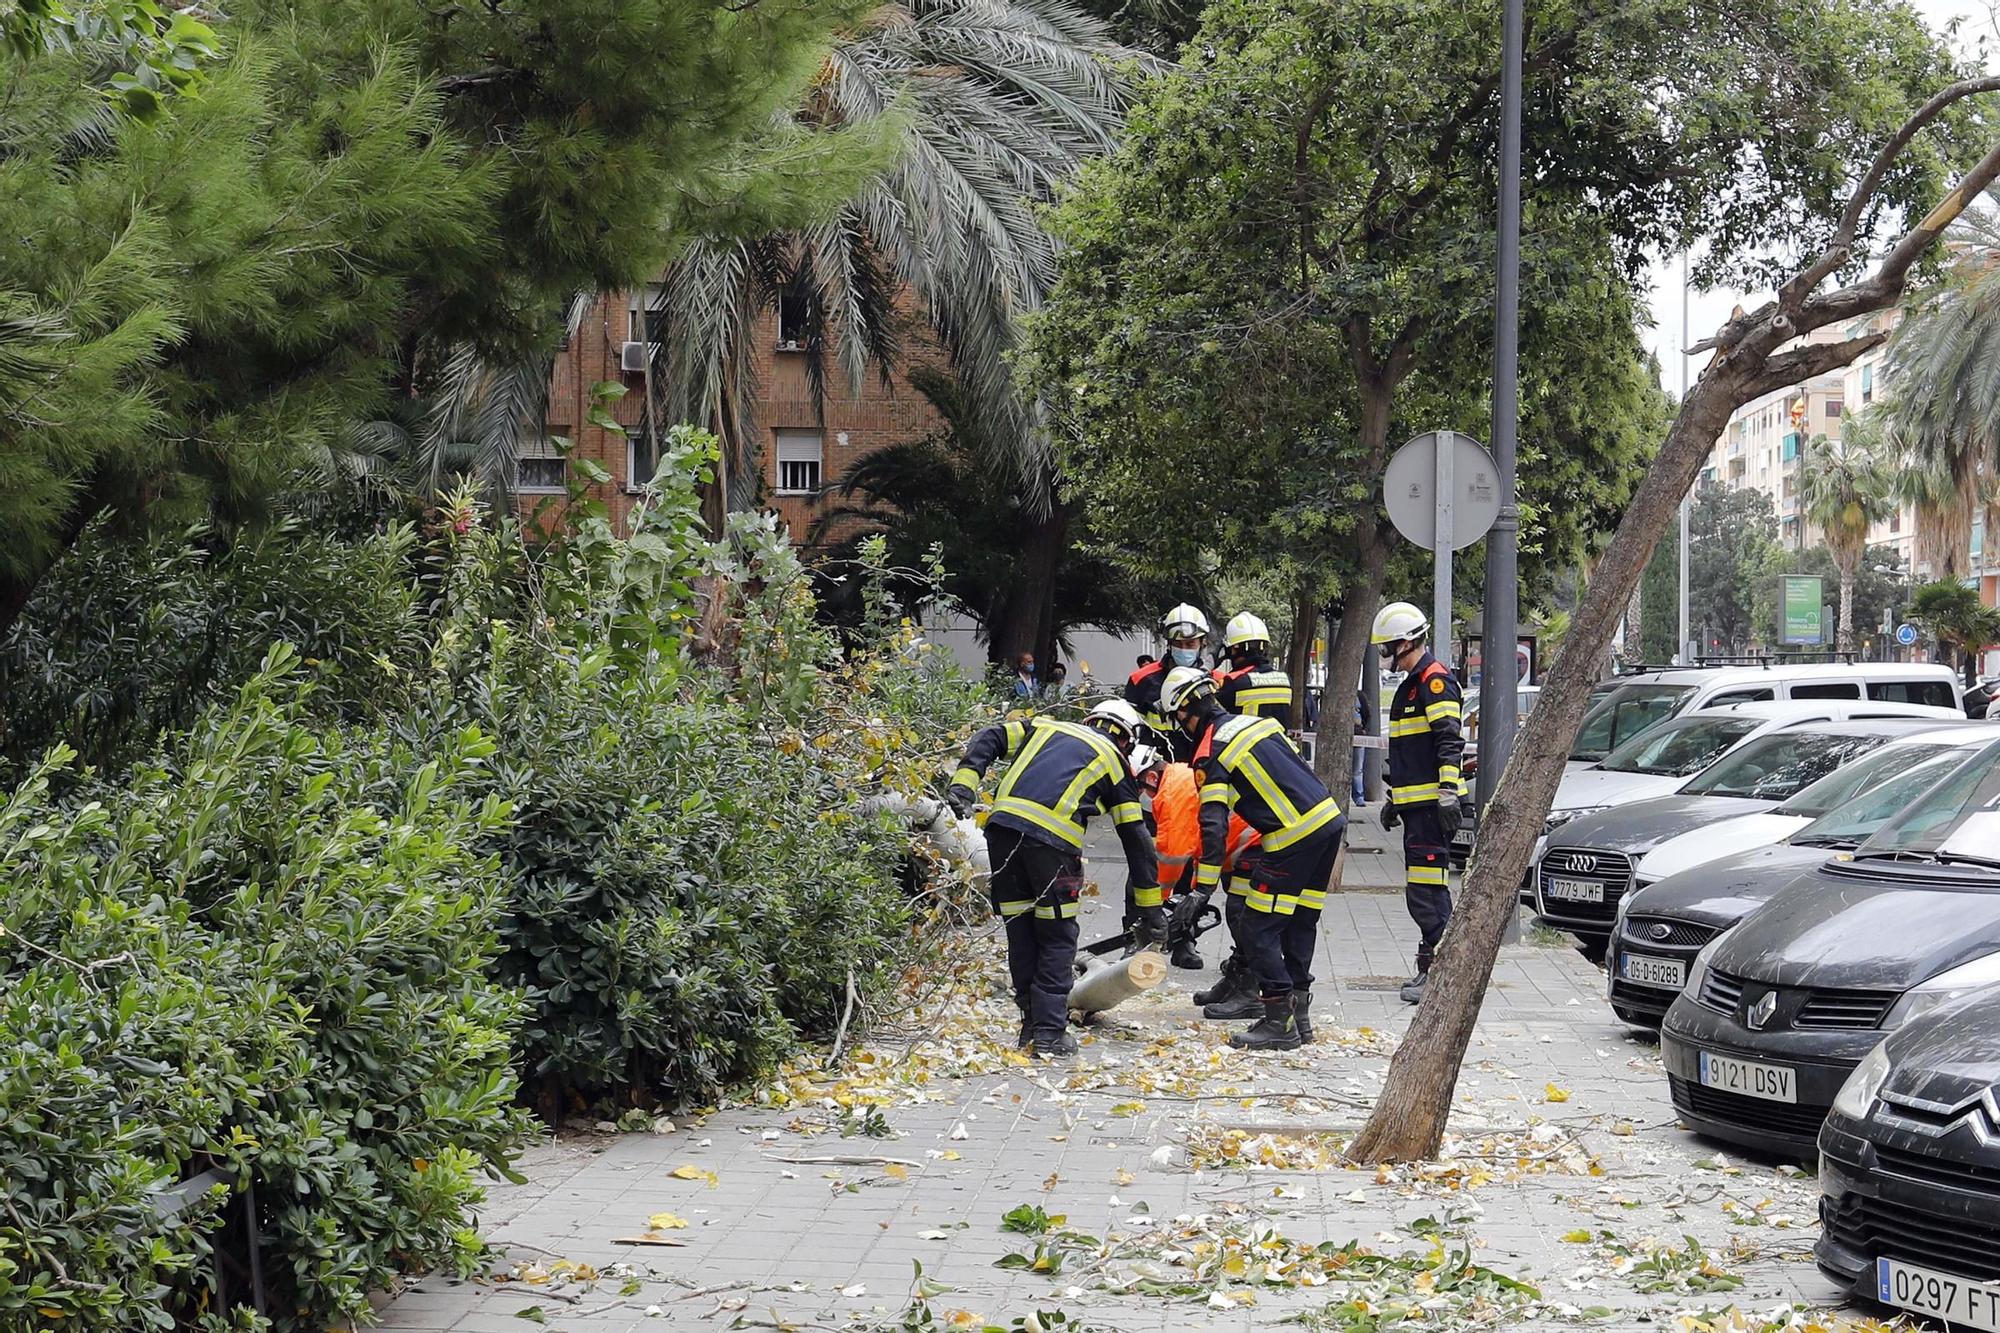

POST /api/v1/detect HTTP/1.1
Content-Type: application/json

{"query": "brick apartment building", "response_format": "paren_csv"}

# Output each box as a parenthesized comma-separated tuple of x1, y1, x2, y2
(526, 289, 943, 546)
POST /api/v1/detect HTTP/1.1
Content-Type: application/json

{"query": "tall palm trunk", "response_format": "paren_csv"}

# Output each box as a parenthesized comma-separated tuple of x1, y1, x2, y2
(1837, 561, 1856, 654)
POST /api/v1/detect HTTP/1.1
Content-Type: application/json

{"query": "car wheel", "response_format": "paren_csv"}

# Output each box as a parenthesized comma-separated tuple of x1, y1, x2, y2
(1574, 937, 1607, 966)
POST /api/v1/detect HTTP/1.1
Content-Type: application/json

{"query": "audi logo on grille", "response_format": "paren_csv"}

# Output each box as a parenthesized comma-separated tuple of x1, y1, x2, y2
(1649, 922, 1672, 942)
(1544, 851, 1599, 875)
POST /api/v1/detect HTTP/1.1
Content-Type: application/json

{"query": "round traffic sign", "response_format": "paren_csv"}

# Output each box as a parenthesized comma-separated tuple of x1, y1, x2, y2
(1384, 431, 1502, 552)
(1896, 622, 1918, 646)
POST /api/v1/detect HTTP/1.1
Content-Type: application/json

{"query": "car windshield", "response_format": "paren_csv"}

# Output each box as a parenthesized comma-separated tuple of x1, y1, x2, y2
(1791, 749, 1980, 848)
(1599, 716, 1761, 776)
(1678, 732, 1892, 800)
(1570, 684, 1694, 763)
(1773, 741, 1954, 818)
(1853, 738, 2000, 863)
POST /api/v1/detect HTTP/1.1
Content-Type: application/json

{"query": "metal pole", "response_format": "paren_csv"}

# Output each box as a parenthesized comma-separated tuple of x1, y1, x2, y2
(1435, 432, 1455, 667)
(1476, 0, 1523, 816)
(1677, 254, 1691, 665)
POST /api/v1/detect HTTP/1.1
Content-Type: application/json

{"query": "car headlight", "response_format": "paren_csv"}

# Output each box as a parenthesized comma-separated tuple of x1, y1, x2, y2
(1884, 952, 2000, 1029)
(1831, 1040, 1893, 1121)
(1611, 891, 1633, 939)
(1684, 928, 1735, 1008)
(1546, 805, 1609, 833)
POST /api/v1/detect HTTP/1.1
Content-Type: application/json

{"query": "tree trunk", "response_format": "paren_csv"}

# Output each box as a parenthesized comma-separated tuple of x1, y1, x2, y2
(990, 502, 1070, 669)
(1287, 582, 1317, 727)
(1345, 366, 1750, 1164)
(1315, 522, 1390, 787)
(1837, 562, 1856, 655)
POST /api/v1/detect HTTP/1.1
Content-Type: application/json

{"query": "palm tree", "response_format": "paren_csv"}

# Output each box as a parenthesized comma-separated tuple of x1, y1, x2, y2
(653, 0, 1146, 510)
(1883, 202, 2000, 575)
(1799, 429, 1895, 654)
(1909, 578, 2000, 686)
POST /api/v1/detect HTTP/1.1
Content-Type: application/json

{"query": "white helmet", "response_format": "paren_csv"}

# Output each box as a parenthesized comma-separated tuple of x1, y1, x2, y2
(1159, 665, 1216, 715)
(1224, 611, 1270, 649)
(1086, 698, 1147, 743)
(1160, 603, 1210, 640)
(1126, 742, 1164, 778)
(1371, 601, 1430, 645)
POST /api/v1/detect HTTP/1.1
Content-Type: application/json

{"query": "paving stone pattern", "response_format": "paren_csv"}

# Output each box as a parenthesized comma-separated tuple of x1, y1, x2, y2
(370, 817, 1852, 1332)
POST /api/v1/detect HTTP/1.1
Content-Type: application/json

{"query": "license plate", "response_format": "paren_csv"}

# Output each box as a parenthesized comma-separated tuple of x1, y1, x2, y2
(1698, 1050, 1796, 1103)
(1452, 827, 1474, 847)
(1619, 953, 1686, 989)
(1877, 1257, 2000, 1331)
(1544, 876, 1603, 903)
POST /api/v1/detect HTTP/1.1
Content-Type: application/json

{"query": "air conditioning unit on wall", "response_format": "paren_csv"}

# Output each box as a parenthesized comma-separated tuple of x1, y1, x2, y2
(619, 341, 657, 374)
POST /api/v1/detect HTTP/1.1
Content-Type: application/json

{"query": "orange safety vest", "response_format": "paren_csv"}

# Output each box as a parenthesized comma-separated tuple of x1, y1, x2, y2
(1152, 762, 1259, 897)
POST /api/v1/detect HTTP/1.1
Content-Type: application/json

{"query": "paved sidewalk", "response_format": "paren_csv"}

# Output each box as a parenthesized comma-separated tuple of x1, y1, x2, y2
(371, 817, 1850, 1332)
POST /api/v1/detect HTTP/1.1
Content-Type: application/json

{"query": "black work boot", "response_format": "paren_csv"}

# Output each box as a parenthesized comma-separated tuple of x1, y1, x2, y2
(1229, 996, 1302, 1051)
(1032, 1029, 1080, 1059)
(1193, 954, 1244, 1007)
(1399, 971, 1429, 1005)
(1292, 991, 1315, 1045)
(1202, 977, 1261, 1020)
(1014, 1001, 1032, 1049)
(1170, 937, 1204, 970)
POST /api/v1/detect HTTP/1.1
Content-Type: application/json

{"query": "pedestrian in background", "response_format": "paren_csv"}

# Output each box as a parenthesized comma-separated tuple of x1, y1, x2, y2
(1043, 661, 1070, 702)
(1011, 652, 1037, 700)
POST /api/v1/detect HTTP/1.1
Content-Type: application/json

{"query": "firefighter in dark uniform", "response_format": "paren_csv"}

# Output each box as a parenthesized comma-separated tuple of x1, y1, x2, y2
(1372, 601, 1464, 1005)
(1161, 667, 1343, 1051)
(1126, 603, 1211, 760)
(947, 699, 1161, 1057)
(1212, 612, 1293, 728)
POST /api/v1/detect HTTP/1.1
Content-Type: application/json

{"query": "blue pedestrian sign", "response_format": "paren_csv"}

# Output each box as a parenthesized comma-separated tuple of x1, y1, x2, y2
(1896, 622, 1918, 646)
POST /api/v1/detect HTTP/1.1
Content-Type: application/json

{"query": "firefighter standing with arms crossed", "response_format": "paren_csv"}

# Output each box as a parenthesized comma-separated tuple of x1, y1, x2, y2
(948, 700, 1162, 1057)
(1372, 601, 1464, 1005)
(1160, 667, 1343, 1050)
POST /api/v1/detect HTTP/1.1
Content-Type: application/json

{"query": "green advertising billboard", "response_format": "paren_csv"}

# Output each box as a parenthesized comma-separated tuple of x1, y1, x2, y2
(1780, 574, 1824, 646)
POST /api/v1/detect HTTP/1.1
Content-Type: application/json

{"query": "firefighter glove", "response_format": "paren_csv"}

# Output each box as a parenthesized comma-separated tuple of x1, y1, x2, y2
(946, 785, 975, 820)
(1138, 904, 1169, 946)
(1380, 802, 1400, 831)
(1437, 792, 1463, 838)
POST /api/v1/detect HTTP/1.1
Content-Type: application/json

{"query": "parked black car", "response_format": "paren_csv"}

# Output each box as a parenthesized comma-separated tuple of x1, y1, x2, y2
(1660, 744, 2000, 1158)
(1608, 738, 1998, 1027)
(1817, 985, 2000, 1323)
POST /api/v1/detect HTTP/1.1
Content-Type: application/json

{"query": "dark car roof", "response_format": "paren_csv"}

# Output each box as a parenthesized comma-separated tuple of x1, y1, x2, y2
(1715, 858, 2000, 991)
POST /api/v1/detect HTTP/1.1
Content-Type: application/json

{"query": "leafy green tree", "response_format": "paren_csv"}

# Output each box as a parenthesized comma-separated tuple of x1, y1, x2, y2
(1800, 427, 1896, 651)
(1689, 486, 1780, 655)
(0, 0, 868, 637)
(1910, 577, 2000, 683)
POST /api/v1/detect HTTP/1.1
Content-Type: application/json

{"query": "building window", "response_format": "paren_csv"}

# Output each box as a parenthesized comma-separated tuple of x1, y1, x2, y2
(629, 426, 661, 491)
(1782, 432, 1800, 461)
(775, 430, 823, 495)
(1890, 510, 1902, 534)
(516, 436, 567, 493)
(1826, 399, 1843, 418)
(628, 285, 666, 344)
(1861, 364, 1874, 404)
(778, 294, 812, 351)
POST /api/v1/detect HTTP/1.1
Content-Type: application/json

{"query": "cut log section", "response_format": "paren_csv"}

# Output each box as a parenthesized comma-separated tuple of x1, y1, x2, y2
(1068, 950, 1167, 1016)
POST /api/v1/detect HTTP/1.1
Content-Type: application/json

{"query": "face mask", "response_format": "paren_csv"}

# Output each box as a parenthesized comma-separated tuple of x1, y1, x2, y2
(1023, 662, 1035, 674)
(1169, 646, 1200, 667)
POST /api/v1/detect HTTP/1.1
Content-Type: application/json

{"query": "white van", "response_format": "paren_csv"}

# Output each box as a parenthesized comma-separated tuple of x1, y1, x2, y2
(1568, 663, 1961, 767)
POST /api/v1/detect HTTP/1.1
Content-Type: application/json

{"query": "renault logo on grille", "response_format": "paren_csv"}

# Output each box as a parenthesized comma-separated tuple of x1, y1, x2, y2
(1649, 923, 1672, 942)
(1746, 991, 1778, 1031)
(1547, 851, 1598, 874)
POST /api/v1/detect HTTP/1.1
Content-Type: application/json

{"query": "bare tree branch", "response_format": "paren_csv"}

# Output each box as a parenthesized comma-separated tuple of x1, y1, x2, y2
(1745, 332, 1890, 399)
(1779, 74, 2000, 309)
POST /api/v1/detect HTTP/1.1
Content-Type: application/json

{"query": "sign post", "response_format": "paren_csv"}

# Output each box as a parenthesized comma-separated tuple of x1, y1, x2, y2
(1384, 431, 1503, 668)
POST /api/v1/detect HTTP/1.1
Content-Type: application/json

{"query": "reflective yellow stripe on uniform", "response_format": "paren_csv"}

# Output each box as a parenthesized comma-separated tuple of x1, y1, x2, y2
(1132, 885, 1163, 908)
(1388, 717, 1431, 737)
(1408, 864, 1448, 885)
(1390, 782, 1443, 804)
(997, 898, 1035, 917)
(991, 796, 1086, 847)
(1261, 797, 1342, 851)
(1109, 801, 1144, 825)
(952, 767, 981, 790)
(1225, 874, 1252, 897)
(1423, 701, 1462, 722)
(1238, 686, 1291, 708)
(1195, 863, 1222, 888)
(1200, 782, 1236, 805)
(1244, 884, 1281, 914)
(1295, 886, 1328, 911)
(1438, 768, 1463, 792)
(1034, 901, 1081, 919)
